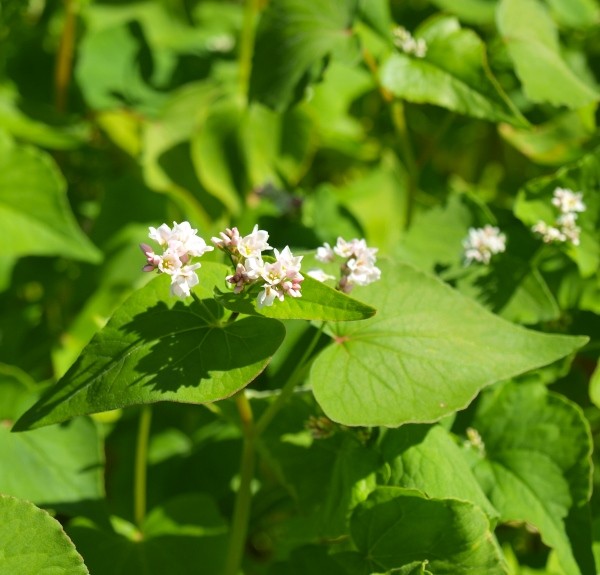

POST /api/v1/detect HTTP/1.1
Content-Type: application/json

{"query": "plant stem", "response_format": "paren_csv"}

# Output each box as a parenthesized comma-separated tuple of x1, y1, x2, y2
(223, 391, 255, 575)
(55, 0, 77, 113)
(134, 405, 152, 531)
(238, 0, 261, 104)
(254, 323, 325, 437)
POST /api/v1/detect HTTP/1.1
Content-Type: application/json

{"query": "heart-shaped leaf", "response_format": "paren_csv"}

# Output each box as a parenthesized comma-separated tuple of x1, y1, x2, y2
(14, 263, 286, 431)
(310, 260, 587, 426)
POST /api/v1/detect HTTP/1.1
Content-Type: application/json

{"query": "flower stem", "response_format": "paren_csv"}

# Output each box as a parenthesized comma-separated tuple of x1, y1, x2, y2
(134, 405, 152, 531)
(55, 0, 77, 113)
(238, 0, 262, 104)
(254, 322, 325, 437)
(223, 391, 255, 575)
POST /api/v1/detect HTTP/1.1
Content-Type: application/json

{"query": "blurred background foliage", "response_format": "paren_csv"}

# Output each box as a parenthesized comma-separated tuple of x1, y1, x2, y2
(2, 0, 600, 573)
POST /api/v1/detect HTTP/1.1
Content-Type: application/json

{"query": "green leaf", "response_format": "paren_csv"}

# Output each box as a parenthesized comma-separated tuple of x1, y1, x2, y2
(310, 259, 587, 427)
(545, 0, 600, 28)
(346, 487, 507, 574)
(250, 0, 359, 110)
(497, 0, 599, 108)
(0, 133, 101, 262)
(469, 382, 594, 575)
(267, 545, 347, 575)
(68, 494, 227, 575)
(190, 98, 245, 216)
(379, 424, 498, 522)
(589, 361, 600, 408)
(0, 494, 89, 575)
(14, 263, 286, 431)
(215, 273, 376, 321)
(0, 369, 104, 508)
(430, 0, 496, 24)
(380, 16, 526, 126)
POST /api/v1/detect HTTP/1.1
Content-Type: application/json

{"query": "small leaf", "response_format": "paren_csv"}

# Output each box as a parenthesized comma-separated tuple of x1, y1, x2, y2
(250, 0, 359, 110)
(347, 487, 507, 574)
(68, 494, 227, 575)
(14, 263, 286, 430)
(0, 494, 89, 575)
(545, 0, 600, 28)
(429, 0, 496, 24)
(380, 16, 526, 126)
(497, 0, 599, 108)
(310, 260, 587, 427)
(0, 133, 101, 262)
(215, 273, 376, 321)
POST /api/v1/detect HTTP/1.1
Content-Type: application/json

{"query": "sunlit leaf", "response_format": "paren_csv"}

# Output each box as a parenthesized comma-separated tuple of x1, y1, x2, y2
(0, 133, 101, 262)
(310, 260, 587, 426)
(14, 263, 286, 430)
(0, 495, 89, 575)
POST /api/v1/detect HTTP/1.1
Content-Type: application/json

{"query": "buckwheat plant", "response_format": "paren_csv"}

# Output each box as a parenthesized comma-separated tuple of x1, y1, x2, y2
(462, 225, 507, 265)
(532, 187, 585, 246)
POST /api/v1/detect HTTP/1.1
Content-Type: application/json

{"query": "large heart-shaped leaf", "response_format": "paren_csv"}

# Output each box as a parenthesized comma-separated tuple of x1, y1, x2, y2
(497, 0, 599, 108)
(469, 382, 594, 575)
(380, 16, 526, 126)
(0, 133, 101, 262)
(342, 487, 507, 574)
(14, 263, 285, 431)
(0, 495, 89, 575)
(310, 260, 587, 426)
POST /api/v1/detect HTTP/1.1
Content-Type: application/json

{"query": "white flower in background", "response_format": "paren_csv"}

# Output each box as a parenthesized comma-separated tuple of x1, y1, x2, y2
(141, 221, 214, 298)
(393, 26, 427, 58)
(307, 269, 336, 283)
(551, 187, 586, 215)
(315, 242, 335, 263)
(315, 236, 381, 293)
(533, 187, 585, 247)
(462, 225, 506, 265)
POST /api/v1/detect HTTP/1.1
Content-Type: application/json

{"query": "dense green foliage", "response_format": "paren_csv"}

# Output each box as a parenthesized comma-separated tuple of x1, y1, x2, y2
(1, 0, 600, 573)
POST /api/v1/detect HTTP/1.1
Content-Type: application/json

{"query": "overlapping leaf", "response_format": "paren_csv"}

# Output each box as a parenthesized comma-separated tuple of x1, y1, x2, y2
(310, 260, 587, 426)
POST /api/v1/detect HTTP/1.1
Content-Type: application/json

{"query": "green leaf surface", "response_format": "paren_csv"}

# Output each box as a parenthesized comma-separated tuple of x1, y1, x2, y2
(379, 424, 498, 522)
(347, 487, 507, 574)
(0, 133, 101, 262)
(380, 16, 525, 126)
(545, 0, 600, 28)
(1, 372, 104, 507)
(250, 0, 359, 110)
(589, 361, 600, 408)
(430, 0, 496, 24)
(68, 494, 227, 575)
(469, 382, 593, 575)
(497, 0, 599, 108)
(14, 263, 286, 430)
(215, 273, 376, 321)
(0, 494, 89, 575)
(310, 260, 587, 427)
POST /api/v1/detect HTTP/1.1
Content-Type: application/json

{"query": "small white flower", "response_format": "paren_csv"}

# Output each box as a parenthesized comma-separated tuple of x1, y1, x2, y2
(557, 213, 581, 246)
(212, 227, 241, 251)
(393, 26, 427, 58)
(148, 223, 173, 247)
(316, 242, 335, 263)
(462, 225, 506, 265)
(238, 225, 272, 259)
(255, 246, 304, 307)
(551, 187, 586, 215)
(532, 221, 567, 244)
(170, 263, 201, 298)
(307, 269, 336, 282)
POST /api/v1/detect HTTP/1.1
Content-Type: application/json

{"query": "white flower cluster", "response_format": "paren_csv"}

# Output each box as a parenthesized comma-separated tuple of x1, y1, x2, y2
(462, 225, 506, 266)
(212, 225, 304, 308)
(532, 187, 585, 246)
(140, 221, 214, 297)
(393, 26, 427, 58)
(310, 237, 381, 293)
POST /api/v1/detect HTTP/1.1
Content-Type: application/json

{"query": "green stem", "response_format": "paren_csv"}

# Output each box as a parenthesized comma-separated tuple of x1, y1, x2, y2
(223, 391, 255, 575)
(238, 0, 261, 104)
(254, 323, 325, 437)
(134, 405, 152, 530)
(55, 0, 77, 113)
